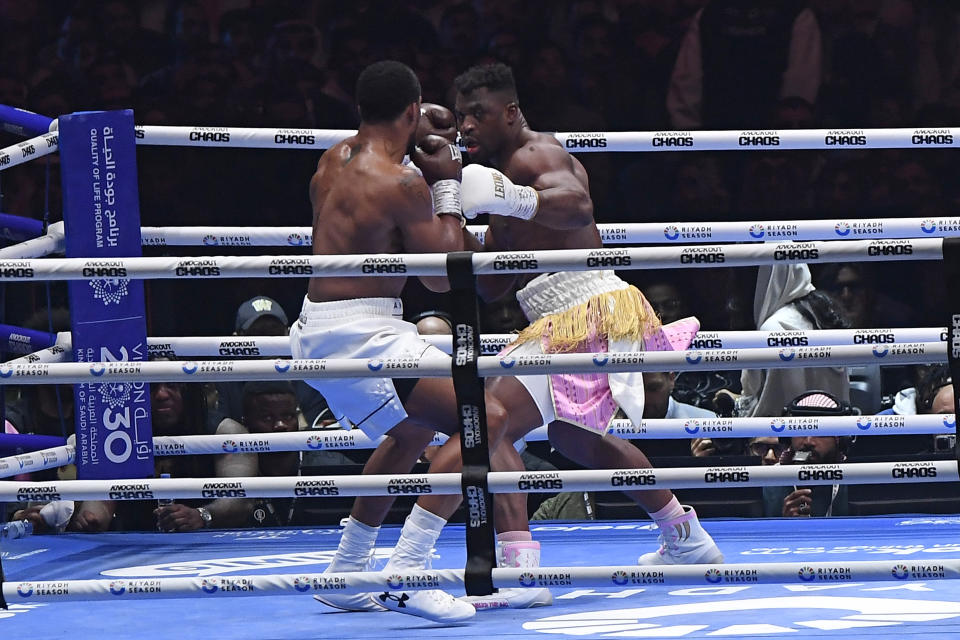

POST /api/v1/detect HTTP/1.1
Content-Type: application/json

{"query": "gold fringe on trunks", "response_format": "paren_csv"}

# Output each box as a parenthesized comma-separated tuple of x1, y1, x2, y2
(512, 285, 661, 353)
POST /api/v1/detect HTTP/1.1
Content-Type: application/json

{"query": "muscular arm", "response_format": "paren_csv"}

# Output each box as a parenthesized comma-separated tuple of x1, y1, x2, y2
(395, 168, 465, 292)
(475, 224, 517, 302)
(515, 145, 594, 230)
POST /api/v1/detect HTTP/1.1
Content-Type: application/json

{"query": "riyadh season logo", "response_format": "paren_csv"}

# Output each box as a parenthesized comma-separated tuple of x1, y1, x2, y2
(0, 364, 12, 378)
(611, 571, 628, 586)
(182, 363, 198, 375)
(500, 356, 517, 368)
(99, 382, 132, 409)
(835, 222, 851, 237)
(222, 440, 238, 453)
(664, 225, 681, 241)
(779, 348, 796, 361)
(892, 564, 910, 580)
(306, 435, 324, 450)
(857, 418, 872, 431)
(920, 219, 937, 234)
(367, 359, 384, 372)
(519, 572, 537, 587)
(592, 354, 609, 366)
(798, 567, 816, 582)
(293, 576, 312, 592)
(749, 224, 765, 239)
(770, 420, 787, 433)
(945, 415, 957, 429)
(201, 578, 219, 594)
(685, 352, 702, 365)
(89, 364, 105, 377)
(683, 421, 699, 435)
(274, 361, 291, 373)
(386, 574, 404, 589)
(522, 597, 960, 637)
(89, 278, 130, 306)
(287, 233, 306, 246)
(704, 569, 722, 583)
(109, 580, 126, 595)
(202, 234, 218, 246)
(16, 583, 34, 597)
(872, 345, 889, 358)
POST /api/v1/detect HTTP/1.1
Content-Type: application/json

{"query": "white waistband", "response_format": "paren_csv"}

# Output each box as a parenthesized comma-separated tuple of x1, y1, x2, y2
(515, 271, 628, 322)
(299, 296, 403, 321)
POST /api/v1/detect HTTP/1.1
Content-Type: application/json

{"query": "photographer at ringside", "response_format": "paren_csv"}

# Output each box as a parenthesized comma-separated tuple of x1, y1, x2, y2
(763, 390, 852, 518)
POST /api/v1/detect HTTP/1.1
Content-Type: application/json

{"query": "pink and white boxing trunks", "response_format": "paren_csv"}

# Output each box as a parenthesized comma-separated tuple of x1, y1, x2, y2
(289, 297, 442, 439)
(506, 271, 699, 434)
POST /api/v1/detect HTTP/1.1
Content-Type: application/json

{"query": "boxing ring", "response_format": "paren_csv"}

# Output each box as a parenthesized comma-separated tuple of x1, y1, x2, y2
(2, 108, 960, 638)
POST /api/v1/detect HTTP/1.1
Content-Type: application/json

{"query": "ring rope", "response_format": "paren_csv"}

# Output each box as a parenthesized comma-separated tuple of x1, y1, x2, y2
(3, 413, 952, 480)
(4, 327, 944, 363)
(0, 343, 945, 385)
(0, 238, 941, 282)
(5, 559, 960, 604)
(0, 221, 63, 260)
(138, 216, 960, 248)
(1, 460, 956, 502)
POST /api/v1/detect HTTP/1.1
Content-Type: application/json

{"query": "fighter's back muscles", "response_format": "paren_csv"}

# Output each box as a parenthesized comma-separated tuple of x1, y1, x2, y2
(307, 138, 464, 302)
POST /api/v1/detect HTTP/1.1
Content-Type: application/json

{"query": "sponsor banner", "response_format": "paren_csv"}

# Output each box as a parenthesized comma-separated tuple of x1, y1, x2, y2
(0, 132, 59, 172)
(60, 110, 153, 480)
(135, 126, 351, 149)
(0, 324, 56, 355)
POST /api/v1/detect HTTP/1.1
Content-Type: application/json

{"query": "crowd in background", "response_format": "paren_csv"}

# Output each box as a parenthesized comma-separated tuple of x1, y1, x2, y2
(3, 0, 960, 531)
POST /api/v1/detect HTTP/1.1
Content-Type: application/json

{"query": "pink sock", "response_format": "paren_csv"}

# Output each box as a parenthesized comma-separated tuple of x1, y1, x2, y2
(497, 530, 533, 543)
(649, 496, 684, 524)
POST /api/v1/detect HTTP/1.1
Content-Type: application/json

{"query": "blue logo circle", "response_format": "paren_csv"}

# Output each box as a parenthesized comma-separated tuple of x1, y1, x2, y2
(835, 222, 851, 237)
(872, 345, 889, 358)
(89, 364, 106, 377)
(202, 235, 218, 246)
(499, 356, 516, 369)
(222, 440, 239, 453)
(704, 569, 722, 584)
(287, 233, 305, 246)
(944, 416, 956, 429)
(663, 225, 680, 241)
(611, 570, 628, 586)
(592, 354, 609, 366)
(274, 361, 291, 373)
(109, 581, 126, 595)
(519, 572, 537, 587)
(779, 348, 796, 362)
(293, 577, 312, 592)
(685, 352, 702, 365)
(856, 419, 872, 431)
(201, 579, 219, 594)
(182, 363, 198, 374)
(307, 435, 324, 450)
(920, 220, 937, 234)
(749, 224, 765, 239)
(798, 567, 816, 582)
(367, 359, 384, 372)
(891, 565, 909, 580)
(770, 420, 786, 433)
(684, 421, 700, 435)
(386, 574, 404, 589)
(17, 583, 34, 597)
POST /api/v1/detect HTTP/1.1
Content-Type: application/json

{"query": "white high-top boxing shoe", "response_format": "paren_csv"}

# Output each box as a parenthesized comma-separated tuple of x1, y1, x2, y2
(460, 540, 554, 611)
(314, 553, 386, 612)
(638, 505, 724, 565)
(373, 586, 476, 622)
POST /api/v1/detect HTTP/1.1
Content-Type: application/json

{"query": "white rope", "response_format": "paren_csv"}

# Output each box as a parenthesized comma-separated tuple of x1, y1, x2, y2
(141, 216, 960, 247)
(0, 342, 945, 384)
(0, 460, 955, 501)
(1, 413, 952, 480)
(5, 559, 960, 602)
(0, 132, 58, 172)
(126, 125, 960, 152)
(0, 221, 64, 259)
(0, 238, 942, 281)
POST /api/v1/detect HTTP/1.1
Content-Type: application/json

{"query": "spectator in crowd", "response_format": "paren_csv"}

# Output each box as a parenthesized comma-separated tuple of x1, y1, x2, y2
(763, 390, 852, 517)
(215, 296, 329, 430)
(668, 0, 822, 129)
(747, 436, 784, 466)
(640, 371, 718, 458)
(734, 264, 851, 417)
(156, 381, 315, 530)
(69, 378, 214, 532)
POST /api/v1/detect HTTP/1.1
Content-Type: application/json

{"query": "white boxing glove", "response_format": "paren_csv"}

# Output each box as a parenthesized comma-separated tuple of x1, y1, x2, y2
(461, 164, 539, 220)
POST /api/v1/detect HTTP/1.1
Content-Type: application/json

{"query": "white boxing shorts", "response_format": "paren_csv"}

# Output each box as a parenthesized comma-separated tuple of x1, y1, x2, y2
(289, 297, 441, 439)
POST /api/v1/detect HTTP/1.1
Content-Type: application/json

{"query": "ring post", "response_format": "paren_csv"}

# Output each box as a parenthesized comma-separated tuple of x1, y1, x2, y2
(0, 105, 54, 137)
(943, 237, 960, 462)
(446, 250, 496, 596)
(58, 110, 154, 480)
(0, 213, 43, 243)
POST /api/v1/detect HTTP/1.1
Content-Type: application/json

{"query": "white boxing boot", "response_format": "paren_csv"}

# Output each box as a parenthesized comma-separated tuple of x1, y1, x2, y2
(461, 540, 554, 611)
(371, 505, 476, 623)
(314, 517, 386, 612)
(638, 505, 724, 565)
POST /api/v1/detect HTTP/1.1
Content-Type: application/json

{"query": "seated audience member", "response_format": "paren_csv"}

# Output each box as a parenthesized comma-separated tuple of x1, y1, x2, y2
(69, 380, 215, 532)
(158, 381, 332, 530)
(853, 364, 953, 456)
(216, 296, 330, 429)
(746, 437, 783, 466)
(736, 264, 851, 417)
(762, 391, 852, 518)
